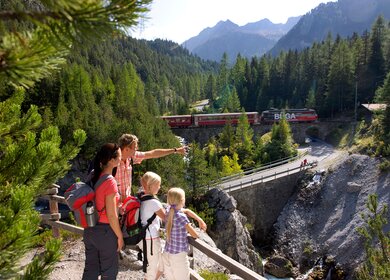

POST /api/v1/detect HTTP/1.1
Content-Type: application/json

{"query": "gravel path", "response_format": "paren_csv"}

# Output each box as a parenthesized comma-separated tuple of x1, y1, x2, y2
(36, 231, 231, 280)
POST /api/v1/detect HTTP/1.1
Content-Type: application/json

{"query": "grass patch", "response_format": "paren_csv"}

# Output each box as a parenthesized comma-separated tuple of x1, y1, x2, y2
(34, 227, 81, 247)
(245, 223, 254, 232)
(199, 270, 229, 280)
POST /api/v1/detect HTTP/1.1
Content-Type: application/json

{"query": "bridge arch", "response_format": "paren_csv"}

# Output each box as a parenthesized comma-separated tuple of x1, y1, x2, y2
(305, 125, 320, 138)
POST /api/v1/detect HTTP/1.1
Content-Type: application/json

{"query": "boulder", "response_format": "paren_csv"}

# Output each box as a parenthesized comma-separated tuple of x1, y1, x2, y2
(264, 255, 296, 278)
(206, 188, 263, 274)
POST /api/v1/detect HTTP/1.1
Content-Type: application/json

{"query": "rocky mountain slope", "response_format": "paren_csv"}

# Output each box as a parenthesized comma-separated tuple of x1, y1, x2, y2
(270, 0, 390, 55)
(272, 154, 390, 278)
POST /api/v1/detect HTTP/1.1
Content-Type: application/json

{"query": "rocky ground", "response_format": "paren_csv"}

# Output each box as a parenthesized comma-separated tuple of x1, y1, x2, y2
(23, 230, 237, 280)
(271, 154, 390, 279)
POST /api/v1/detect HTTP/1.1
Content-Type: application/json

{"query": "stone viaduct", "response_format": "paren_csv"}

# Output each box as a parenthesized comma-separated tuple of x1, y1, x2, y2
(171, 121, 347, 146)
(229, 172, 302, 244)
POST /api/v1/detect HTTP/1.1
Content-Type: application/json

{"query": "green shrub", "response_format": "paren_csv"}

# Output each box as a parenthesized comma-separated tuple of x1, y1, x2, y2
(34, 227, 81, 247)
(188, 202, 215, 228)
(379, 159, 390, 172)
(34, 228, 54, 247)
(245, 223, 254, 232)
(303, 240, 314, 255)
(199, 270, 229, 280)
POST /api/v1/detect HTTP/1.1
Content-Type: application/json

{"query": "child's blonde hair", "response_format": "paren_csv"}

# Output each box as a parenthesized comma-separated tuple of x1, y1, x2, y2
(141, 172, 161, 193)
(166, 187, 186, 241)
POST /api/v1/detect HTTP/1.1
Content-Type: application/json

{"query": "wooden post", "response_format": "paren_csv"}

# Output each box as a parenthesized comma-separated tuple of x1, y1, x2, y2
(188, 243, 194, 269)
(48, 186, 60, 238)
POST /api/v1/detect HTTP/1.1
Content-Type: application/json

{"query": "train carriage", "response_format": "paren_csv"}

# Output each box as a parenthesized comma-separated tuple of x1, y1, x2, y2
(193, 112, 259, 126)
(160, 115, 192, 128)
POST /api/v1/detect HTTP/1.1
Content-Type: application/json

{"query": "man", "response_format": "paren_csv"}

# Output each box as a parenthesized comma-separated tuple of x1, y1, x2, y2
(116, 133, 186, 202)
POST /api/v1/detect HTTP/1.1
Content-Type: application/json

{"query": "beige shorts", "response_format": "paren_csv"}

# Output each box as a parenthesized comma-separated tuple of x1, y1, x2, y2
(162, 251, 189, 280)
(139, 238, 163, 280)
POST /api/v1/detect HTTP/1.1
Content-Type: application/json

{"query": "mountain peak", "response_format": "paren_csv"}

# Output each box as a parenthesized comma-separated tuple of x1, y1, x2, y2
(182, 17, 299, 62)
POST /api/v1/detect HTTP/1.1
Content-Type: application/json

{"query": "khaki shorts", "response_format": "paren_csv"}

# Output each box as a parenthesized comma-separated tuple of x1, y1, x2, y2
(162, 251, 189, 280)
(140, 238, 163, 280)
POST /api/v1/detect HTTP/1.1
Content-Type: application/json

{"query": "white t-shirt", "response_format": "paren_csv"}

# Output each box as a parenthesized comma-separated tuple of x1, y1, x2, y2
(140, 198, 162, 239)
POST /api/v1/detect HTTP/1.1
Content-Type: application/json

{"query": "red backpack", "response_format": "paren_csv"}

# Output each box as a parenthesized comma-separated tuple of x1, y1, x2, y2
(120, 193, 156, 244)
(120, 193, 157, 272)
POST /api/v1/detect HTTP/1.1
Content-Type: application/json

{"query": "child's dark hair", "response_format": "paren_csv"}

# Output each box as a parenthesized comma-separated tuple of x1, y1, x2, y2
(91, 143, 120, 185)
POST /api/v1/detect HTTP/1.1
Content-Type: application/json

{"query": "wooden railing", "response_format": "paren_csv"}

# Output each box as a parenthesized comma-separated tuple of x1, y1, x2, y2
(40, 186, 266, 280)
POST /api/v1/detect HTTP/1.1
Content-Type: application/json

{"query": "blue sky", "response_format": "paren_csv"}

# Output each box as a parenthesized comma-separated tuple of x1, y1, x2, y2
(131, 0, 337, 44)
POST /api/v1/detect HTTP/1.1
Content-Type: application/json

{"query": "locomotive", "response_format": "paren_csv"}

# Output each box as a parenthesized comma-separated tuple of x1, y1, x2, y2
(160, 109, 317, 128)
(260, 109, 318, 123)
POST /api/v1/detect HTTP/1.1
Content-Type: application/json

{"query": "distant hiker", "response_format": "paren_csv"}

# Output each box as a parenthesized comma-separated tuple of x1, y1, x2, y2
(303, 158, 308, 166)
(162, 188, 207, 280)
(116, 133, 186, 202)
(83, 143, 123, 280)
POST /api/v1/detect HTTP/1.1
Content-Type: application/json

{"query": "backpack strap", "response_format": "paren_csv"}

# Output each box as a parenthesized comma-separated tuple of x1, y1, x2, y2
(140, 213, 157, 273)
(93, 174, 113, 214)
(138, 193, 155, 201)
(94, 174, 113, 191)
(138, 194, 158, 272)
(142, 237, 148, 272)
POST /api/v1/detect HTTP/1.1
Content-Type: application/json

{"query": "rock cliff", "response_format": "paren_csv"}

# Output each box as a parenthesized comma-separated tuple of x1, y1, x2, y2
(272, 154, 390, 278)
(206, 188, 263, 274)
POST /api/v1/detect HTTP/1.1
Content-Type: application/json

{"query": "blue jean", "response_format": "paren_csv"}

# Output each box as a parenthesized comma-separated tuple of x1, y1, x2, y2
(82, 223, 118, 280)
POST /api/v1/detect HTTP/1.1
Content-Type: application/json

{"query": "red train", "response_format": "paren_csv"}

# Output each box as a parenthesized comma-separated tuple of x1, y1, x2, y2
(160, 109, 317, 128)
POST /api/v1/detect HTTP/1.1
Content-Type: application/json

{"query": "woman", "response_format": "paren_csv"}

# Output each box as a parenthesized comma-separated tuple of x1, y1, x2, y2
(82, 143, 124, 280)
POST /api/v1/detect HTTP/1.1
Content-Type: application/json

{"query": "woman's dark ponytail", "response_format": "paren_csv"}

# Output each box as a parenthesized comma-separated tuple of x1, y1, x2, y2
(91, 143, 120, 185)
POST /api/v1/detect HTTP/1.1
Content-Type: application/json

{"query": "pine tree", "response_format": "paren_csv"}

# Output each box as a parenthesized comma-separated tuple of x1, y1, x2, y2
(219, 121, 235, 155)
(373, 71, 390, 155)
(186, 142, 209, 198)
(367, 16, 387, 100)
(204, 74, 217, 102)
(305, 88, 316, 108)
(235, 110, 254, 168)
(378, 72, 390, 140)
(356, 194, 389, 280)
(327, 40, 355, 113)
(227, 87, 241, 112)
(263, 115, 296, 162)
(217, 52, 230, 95)
(0, 0, 151, 278)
